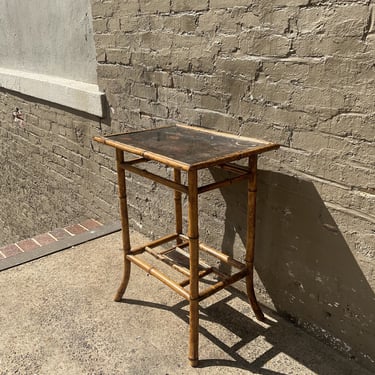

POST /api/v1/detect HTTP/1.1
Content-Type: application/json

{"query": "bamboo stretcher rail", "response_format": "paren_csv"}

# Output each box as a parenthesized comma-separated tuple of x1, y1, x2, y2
(216, 162, 249, 174)
(124, 157, 149, 165)
(126, 254, 191, 300)
(165, 240, 228, 281)
(198, 268, 249, 301)
(179, 264, 234, 288)
(145, 246, 192, 277)
(121, 163, 188, 194)
(198, 172, 250, 194)
(179, 235, 245, 270)
(130, 244, 217, 290)
(199, 243, 246, 269)
(159, 241, 189, 255)
(207, 265, 231, 280)
(129, 241, 248, 300)
(129, 233, 179, 255)
(179, 268, 214, 287)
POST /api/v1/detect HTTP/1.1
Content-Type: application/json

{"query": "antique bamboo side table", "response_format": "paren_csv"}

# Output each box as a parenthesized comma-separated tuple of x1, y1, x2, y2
(94, 124, 279, 366)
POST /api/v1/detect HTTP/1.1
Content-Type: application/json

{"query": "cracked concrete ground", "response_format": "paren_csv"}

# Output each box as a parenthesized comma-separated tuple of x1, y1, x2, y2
(0, 231, 372, 375)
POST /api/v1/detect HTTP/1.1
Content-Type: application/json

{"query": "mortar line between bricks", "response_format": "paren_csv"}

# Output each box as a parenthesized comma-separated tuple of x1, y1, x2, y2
(48, 233, 59, 241)
(64, 227, 79, 236)
(14, 243, 25, 253)
(30, 238, 41, 247)
(32, 238, 43, 247)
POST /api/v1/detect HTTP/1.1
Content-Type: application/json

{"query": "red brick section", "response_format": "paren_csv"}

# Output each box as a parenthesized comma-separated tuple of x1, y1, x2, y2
(17, 238, 40, 252)
(65, 224, 87, 236)
(0, 219, 103, 260)
(33, 233, 57, 246)
(80, 219, 102, 231)
(49, 227, 72, 241)
(0, 244, 22, 258)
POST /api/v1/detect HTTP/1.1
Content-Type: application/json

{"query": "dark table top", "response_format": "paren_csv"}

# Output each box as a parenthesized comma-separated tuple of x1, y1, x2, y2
(94, 124, 279, 170)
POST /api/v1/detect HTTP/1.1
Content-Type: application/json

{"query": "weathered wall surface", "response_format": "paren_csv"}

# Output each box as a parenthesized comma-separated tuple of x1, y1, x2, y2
(0, 0, 373, 371)
(0, 90, 117, 245)
(0, 0, 97, 83)
(0, 0, 104, 117)
(0, 0, 111, 244)
(90, 0, 375, 370)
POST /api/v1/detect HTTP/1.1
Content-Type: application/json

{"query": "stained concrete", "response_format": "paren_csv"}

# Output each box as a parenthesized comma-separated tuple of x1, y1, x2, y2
(0, 231, 372, 375)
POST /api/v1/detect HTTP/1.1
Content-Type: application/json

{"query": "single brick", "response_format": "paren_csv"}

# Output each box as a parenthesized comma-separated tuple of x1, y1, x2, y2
(17, 238, 40, 252)
(0, 244, 23, 258)
(172, 0, 208, 12)
(80, 219, 103, 231)
(33, 233, 57, 246)
(49, 228, 73, 240)
(65, 224, 88, 236)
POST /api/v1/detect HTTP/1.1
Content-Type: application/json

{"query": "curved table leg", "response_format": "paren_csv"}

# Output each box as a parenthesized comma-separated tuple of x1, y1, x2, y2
(114, 252, 131, 302)
(246, 155, 265, 321)
(114, 149, 131, 302)
(246, 267, 265, 321)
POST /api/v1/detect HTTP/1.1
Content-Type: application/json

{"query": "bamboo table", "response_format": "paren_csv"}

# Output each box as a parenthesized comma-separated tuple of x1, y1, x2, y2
(94, 124, 279, 366)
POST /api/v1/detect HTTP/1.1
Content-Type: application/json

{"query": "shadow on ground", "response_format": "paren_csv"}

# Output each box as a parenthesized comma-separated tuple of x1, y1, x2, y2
(210, 168, 375, 372)
(120, 283, 368, 375)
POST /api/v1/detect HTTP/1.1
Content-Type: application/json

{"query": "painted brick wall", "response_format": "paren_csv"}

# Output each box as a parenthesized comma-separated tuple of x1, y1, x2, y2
(0, 90, 118, 245)
(90, 0, 375, 370)
(0, 0, 373, 371)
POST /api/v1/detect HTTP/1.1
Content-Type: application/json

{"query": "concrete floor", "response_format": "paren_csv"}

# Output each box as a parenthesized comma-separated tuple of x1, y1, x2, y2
(0, 231, 372, 375)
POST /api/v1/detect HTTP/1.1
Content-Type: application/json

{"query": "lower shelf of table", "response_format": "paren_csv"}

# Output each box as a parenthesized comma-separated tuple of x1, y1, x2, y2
(126, 233, 250, 302)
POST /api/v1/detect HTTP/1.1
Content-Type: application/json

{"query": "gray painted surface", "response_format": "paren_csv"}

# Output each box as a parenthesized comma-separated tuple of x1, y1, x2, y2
(0, 0, 97, 84)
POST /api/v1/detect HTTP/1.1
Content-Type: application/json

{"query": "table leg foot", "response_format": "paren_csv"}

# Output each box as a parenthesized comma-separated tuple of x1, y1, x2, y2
(114, 260, 131, 302)
(246, 276, 265, 322)
(189, 358, 199, 367)
(189, 298, 199, 368)
(114, 292, 124, 302)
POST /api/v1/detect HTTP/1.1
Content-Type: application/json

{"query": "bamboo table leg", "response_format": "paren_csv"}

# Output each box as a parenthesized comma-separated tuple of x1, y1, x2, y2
(245, 155, 265, 321)
(114, 149, 132, 302)
(174, 168, 183, 245)
(188, 170, 199, 367)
